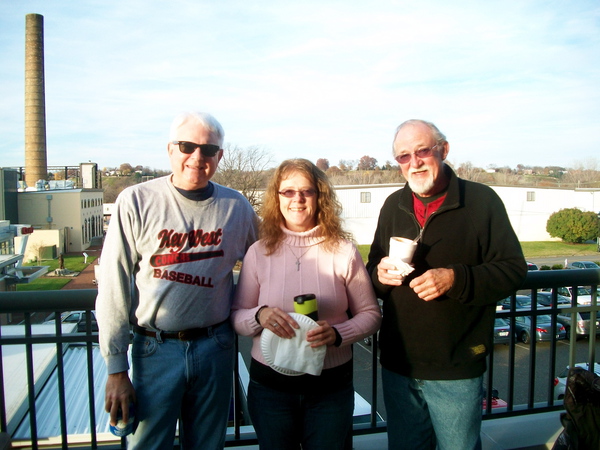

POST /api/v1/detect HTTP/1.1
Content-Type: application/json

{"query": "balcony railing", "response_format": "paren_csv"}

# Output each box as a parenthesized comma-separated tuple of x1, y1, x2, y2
(0, 268, 598, 449)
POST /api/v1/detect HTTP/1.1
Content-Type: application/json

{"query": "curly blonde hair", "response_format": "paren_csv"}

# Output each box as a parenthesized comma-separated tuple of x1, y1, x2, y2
(261, 158, 353, 255)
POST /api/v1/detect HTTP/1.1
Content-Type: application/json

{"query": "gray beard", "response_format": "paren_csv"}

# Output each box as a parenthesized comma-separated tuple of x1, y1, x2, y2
(407, 173, 435, 196)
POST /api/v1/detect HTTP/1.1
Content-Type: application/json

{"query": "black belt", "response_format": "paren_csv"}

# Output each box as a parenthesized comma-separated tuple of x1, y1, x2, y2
(133, 320, 225, 341)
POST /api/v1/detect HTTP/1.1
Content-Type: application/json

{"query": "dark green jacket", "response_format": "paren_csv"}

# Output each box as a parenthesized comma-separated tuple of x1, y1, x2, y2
(367, 166, 527, 380)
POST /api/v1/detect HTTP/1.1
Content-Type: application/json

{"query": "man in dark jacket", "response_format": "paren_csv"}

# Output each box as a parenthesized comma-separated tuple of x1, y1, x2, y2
(367, 119, 527, 450)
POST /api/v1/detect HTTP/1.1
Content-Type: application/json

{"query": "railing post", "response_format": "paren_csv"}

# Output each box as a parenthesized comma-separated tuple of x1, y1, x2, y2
(588, 288, 598, 367)
(54, 316, 68, 449)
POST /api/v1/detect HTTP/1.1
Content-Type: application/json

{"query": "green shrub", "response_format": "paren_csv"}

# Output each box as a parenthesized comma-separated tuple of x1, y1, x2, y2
(551, 264, 564, 270)
(540, 265, 551, 270)
(546, 208, 599, 243)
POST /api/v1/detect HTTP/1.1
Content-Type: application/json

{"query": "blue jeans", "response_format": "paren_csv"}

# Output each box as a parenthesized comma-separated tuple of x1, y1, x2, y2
(248, 378, 354, 450)
(127, 321, 235, 450)
(382, 368, 483, 450)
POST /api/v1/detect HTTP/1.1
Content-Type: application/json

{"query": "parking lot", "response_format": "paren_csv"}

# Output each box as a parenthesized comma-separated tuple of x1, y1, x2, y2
(488, 335, 600, 405)
(346, 334, 599, 420)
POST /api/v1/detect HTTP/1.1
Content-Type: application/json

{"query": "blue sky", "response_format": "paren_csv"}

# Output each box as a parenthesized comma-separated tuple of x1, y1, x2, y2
(1, 1, 599, 172)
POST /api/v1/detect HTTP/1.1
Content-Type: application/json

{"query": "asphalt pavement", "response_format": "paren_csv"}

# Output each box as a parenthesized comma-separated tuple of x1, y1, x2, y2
(526, 254, 599, 269)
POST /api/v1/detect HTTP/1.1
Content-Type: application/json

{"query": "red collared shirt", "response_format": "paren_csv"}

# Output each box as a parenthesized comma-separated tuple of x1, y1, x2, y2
(412, 193, 447, 227)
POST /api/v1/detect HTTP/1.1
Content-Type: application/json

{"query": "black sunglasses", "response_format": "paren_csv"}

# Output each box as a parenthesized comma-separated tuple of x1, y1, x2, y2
(171, 141, 220, 157)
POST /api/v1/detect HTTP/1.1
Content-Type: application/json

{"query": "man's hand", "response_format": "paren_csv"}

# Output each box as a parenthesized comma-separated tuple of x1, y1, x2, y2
(409, 268, 454, 301)
(376, 257, 406, 286)
(105, 371, 136, 426)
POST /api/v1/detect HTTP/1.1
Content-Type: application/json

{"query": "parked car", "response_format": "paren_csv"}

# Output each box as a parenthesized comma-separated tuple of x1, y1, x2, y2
(530, 292, 570, 307)
(513, 315, 566, 344)
(493, 318, 511, 345)
(566, 261, 600, 270)
(525, 291, 598, 339)
(526, 261, 539, 271)
(45, 310, 98, 333)
(540, 286, 592, 305)
(554, 362, 600, 400)
(499, 295, 544, 311)
(556, 306, 600, 338)
(64, 311, 99, 332)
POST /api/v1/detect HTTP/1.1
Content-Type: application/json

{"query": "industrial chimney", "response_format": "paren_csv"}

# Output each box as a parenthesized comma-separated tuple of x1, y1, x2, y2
(24, 13, 48, 189)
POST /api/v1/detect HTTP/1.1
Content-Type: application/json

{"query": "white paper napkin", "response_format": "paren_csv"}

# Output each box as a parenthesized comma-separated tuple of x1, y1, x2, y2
(269, 314, 326, 376)
(387, 260, 415, 277)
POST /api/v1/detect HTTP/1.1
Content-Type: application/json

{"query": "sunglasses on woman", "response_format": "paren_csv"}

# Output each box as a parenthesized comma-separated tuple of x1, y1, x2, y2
(278, 189, 317, 198)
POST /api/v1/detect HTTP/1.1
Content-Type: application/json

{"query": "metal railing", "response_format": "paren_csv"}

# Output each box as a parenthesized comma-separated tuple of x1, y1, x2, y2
(488, 269, 599, 420)
(0, 268, 598, 449)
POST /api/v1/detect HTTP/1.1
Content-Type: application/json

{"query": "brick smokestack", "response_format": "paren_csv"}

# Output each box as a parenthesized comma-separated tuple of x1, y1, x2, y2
(24, 13, 48, 188)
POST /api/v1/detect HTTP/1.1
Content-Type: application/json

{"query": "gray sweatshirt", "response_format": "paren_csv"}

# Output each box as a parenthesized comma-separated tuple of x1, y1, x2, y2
(97, 176, 258, 374)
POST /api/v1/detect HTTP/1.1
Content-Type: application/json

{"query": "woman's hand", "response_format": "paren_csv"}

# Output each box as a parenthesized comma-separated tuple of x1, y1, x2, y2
(306, 321, 336, 348)
(257, 306, 299, 339)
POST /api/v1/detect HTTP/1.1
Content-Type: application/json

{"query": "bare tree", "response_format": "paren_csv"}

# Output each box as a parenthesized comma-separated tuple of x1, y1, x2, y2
(339, 159, 355, 171)
(325, 165, 404, 185)
(491, 168, 521, 186)
(357, 155, 378, 171)
(383, 160, 394, 170)
(563, 158, 600, 188)
(212, 144, 274, 211)
(119, 163, 134, 176)
(316, 158, 330, 171)
(456, 161, 485, 182)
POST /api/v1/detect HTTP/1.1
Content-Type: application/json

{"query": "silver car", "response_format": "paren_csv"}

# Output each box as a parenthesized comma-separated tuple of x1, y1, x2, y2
(513, 315, 566, 344)
(566, 261, 600, 270)
(556, 306, 600, 338)
(540, 286, 592, 305)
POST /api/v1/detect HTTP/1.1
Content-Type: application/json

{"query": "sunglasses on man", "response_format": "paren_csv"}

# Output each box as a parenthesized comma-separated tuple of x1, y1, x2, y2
(172, 141, 220, 157)
(394, 144, 439, 165)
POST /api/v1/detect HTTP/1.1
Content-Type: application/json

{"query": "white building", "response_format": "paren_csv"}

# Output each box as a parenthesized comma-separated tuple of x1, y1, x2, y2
(335, 184, 600, 245)
(102, 183, 600, 246)
(15, 189, 104, 262)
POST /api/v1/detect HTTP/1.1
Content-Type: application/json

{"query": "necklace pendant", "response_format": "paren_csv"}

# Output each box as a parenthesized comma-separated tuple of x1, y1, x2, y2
(295, 259, 301, 271)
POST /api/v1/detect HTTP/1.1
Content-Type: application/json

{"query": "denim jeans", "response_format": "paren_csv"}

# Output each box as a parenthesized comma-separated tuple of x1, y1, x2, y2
(127, 320, 235, 450)
(248, 377, 354, 450)
(382, 368, 483, 450)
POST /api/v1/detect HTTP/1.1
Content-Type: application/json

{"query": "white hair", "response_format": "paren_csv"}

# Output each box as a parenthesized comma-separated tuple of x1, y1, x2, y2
(169, 111, 224, 146)
(392, 119, 446, 156)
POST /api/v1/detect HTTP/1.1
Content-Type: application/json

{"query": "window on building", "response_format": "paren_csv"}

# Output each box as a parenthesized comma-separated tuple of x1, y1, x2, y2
(0, 239, 14, 256)
(527, 191, 535, 202)
(360, 192, 371, 203)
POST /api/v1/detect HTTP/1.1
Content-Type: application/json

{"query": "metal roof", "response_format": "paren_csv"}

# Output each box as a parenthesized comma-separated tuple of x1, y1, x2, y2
(13, 344, 111, 439)
(4, 323, 113, 440)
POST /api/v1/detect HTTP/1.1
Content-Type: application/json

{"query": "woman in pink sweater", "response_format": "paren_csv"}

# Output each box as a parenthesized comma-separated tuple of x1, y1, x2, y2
(231, 158, 381, 450)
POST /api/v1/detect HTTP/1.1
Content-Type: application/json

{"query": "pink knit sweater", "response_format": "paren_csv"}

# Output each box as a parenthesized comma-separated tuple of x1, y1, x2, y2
(231, 225, 382, 370)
